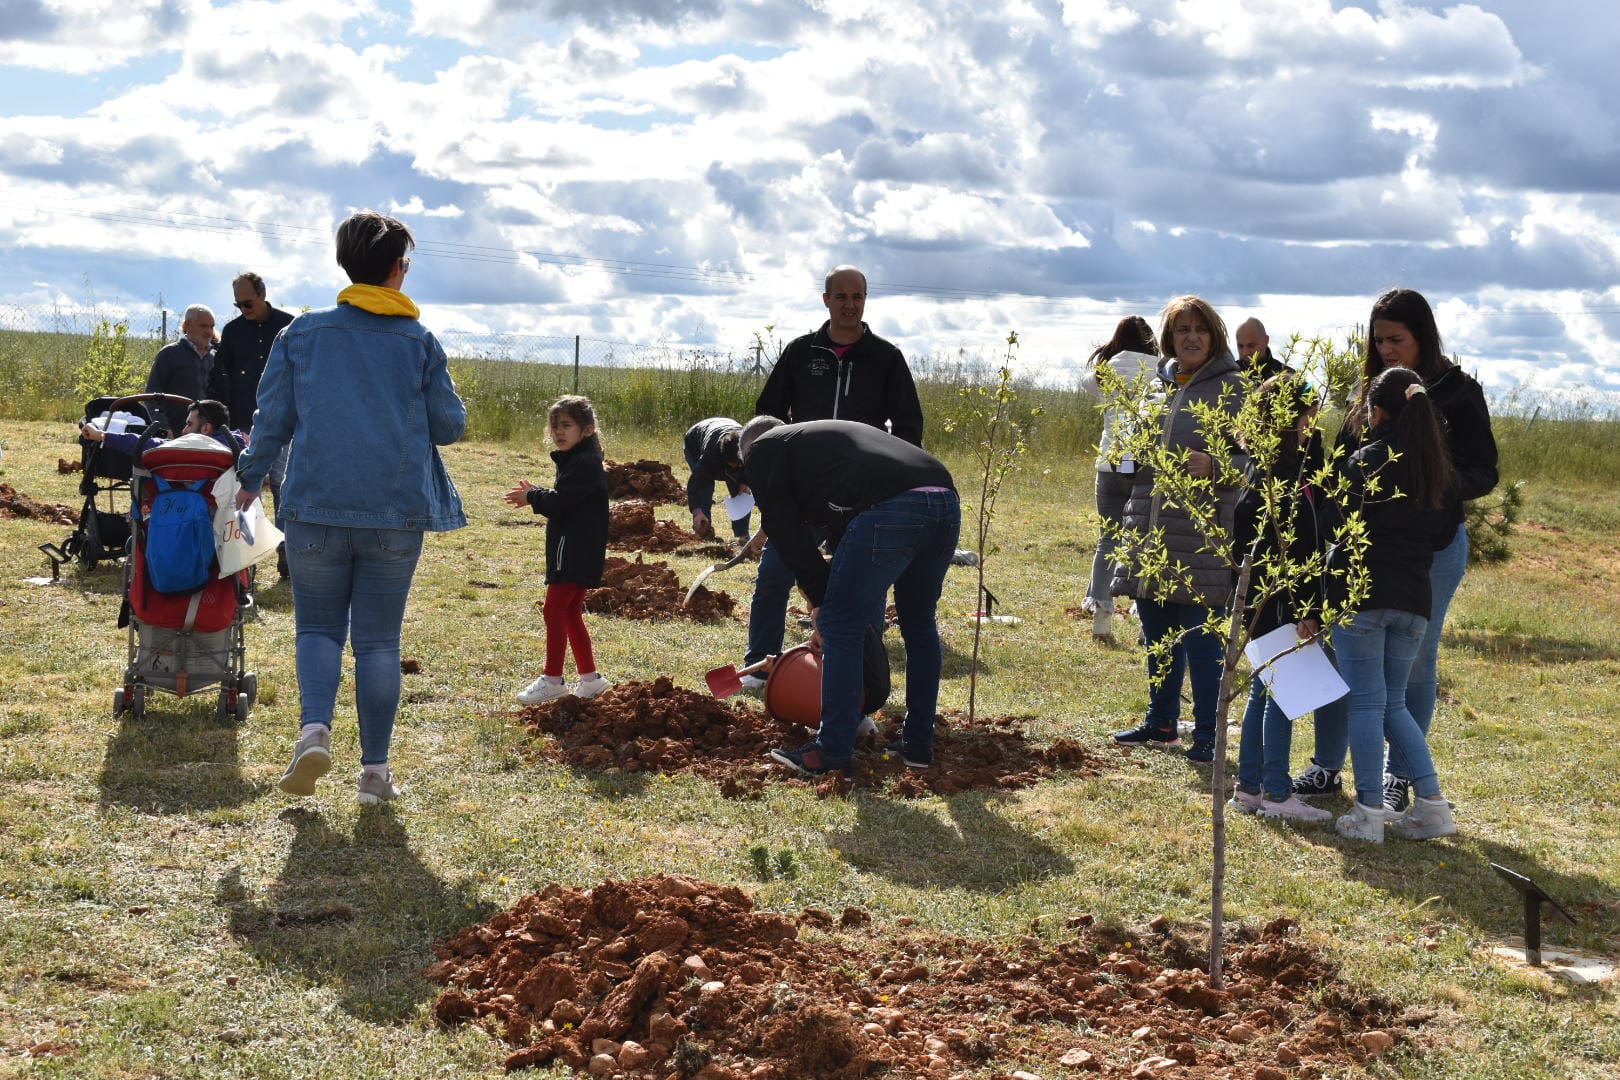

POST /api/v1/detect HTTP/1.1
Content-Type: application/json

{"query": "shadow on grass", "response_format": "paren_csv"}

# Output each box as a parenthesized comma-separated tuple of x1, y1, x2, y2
(828, 789, 1072, 891)
(1445, 628, 1609, 665)
(226, 806, 499, 1022)
(98, 700, 267, 813)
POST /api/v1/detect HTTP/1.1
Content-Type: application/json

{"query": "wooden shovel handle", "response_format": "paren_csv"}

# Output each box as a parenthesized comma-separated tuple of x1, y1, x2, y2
(737, 655, 775, 677)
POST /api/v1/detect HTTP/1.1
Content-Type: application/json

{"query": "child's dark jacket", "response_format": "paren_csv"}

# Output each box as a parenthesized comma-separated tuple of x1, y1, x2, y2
(525, 440, 609, 586)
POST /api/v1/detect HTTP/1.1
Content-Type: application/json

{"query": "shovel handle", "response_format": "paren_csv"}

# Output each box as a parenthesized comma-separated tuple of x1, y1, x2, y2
(737, 655, 774, 677)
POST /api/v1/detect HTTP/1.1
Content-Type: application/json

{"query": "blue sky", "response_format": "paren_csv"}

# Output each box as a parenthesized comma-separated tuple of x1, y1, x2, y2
(1, 0, 1618, 403)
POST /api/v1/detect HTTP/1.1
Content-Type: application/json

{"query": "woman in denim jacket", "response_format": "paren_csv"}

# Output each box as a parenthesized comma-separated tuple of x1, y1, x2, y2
(236, 209, 467, 806)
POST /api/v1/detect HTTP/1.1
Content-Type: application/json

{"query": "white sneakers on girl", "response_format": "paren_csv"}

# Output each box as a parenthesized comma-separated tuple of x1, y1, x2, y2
(1336, 801, 1388, 842)
(516, 676, 570, 705)
(1259, 794, 1333, 823)
(1227, 787, 1264, 814)
(1387, 796, 1457, 840)
(574, 674, 612, 699)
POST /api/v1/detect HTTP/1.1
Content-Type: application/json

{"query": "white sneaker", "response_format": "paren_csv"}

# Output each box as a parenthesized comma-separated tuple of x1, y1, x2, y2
(357, 769, 401, 805)
(1092, 607, 1113, 639)
(1335, 801, 1387, 843)
(574, 674, 612, 699)
(1227, 787, 1263, 814)
(516, 676, 570, 706)
(738, 673, 767, 695)
(1387, 796, 1457, 840)
(1258, 794, 1333, 823)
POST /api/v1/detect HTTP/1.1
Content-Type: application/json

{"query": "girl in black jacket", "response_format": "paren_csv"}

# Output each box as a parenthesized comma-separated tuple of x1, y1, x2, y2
(504, 395, 611, 704)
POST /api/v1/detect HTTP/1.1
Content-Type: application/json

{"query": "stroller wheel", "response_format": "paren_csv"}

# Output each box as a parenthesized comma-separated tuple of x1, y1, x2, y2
(130, 686, 146, 720)
(233, 692, 251, 724)
(240, 673, 258, 711)
(113, 687, 126, 716)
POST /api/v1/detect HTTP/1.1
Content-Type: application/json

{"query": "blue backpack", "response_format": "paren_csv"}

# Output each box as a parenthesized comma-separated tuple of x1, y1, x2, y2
(144, 476, 215, 593)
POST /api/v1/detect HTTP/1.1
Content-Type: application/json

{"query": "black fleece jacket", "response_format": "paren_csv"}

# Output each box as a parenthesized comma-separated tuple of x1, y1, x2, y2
(525, 439, 609, 587)
(754, 322, 924, 445)
(1426, 364, 1499, 526)
(1233, 436, 1337, 638)
(744, 420, 954, 606)
(1334, 429, 1455, 618)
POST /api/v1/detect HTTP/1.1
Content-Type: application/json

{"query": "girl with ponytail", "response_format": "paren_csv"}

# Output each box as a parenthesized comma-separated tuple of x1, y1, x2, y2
(1332, 365, 1459, 843)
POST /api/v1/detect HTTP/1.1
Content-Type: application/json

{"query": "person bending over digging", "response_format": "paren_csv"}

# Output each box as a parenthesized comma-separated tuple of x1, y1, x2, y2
(682, 416, 752, 541)
(741, 417, 959, 776)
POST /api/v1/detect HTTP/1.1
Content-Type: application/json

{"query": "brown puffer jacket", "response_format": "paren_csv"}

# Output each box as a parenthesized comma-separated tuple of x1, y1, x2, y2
(1110, 352, 1248, 607)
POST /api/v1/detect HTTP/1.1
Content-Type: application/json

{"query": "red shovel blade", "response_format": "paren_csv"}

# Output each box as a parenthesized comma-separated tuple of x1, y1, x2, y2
(705, 663, 743, 699)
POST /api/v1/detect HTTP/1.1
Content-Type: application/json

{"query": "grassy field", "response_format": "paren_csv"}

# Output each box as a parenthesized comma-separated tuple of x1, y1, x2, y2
(1, 412, 1617, 1078)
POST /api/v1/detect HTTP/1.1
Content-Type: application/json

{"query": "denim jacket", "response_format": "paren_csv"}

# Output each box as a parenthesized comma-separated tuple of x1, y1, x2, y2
(236, 301, 468, 531)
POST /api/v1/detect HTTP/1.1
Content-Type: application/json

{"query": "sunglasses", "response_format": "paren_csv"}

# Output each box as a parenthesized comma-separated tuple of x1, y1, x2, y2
(233, 299, 256, 310)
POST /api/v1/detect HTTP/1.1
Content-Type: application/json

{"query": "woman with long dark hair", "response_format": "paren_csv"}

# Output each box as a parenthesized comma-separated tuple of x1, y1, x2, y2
(1084, 315, 1159, 640)
(1332, 366, 1459, 841)
(1293, 288, 1498, 811)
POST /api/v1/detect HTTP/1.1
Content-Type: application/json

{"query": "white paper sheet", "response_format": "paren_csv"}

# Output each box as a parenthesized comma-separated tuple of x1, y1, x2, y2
(1243, 623, 1349, 720)
(724, 492, 755, 520)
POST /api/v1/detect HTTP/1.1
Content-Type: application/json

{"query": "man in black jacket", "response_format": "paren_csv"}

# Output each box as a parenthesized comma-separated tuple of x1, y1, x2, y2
(145, 304, 216, 434)
(682, 417, 751, 540)
(742, 417, 959, 775)
(741, 267, 924, 684)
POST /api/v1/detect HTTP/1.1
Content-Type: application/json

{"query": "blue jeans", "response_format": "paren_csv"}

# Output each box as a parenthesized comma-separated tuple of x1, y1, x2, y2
(1135, 596, 1225, 743)
(1333, 608, 1439, 808)
(1390, 523, 1467, 776)
(284, 520, 424, 766)
(1237, 676, 1294, 800)
(745, 536, 802, 668)
(1088, 470, 1133, 605)
(1313, 525, 1466, 774)
(814, 490, 960, 765)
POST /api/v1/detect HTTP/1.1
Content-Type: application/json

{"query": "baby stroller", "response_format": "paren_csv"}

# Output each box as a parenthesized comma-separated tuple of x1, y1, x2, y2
(114, 429, 257, 723)
(41, 392, 195, 579)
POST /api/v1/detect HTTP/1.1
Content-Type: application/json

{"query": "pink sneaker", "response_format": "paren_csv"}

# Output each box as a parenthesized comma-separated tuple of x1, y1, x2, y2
(1258, 794, 1333, 823)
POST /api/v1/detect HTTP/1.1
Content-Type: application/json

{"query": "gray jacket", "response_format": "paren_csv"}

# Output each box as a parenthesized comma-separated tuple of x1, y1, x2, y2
(1110, 351, 1247, 607)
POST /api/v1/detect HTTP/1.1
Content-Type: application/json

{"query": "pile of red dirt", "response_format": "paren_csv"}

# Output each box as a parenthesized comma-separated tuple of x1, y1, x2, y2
(0, 483, 77, 525)
(57, 457, 83, 474)
(608, 500, 704, 554)
(586, 557, 737, 622)
(428, 874, 1419, 1078)
(518, 677, 1112, 799)
(606, 460, 685, 504)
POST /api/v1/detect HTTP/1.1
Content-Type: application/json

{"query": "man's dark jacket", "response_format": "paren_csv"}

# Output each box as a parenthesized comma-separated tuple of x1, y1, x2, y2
(744, 419, 953, 606)
(754, 322, 924, 445)
(145, 340, 215, 433)
(683, 417, 746, 517)
(212, 306, 295, 431)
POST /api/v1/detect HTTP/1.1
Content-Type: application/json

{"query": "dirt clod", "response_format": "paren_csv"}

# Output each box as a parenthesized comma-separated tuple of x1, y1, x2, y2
(518, 679, 1113, 799)
(605, 459, 684, 504)
(429, 875, 1413, 1078)
(0, 483, 77, 524)
(585, 556, 736, 622)
(608, 499, 710, 554)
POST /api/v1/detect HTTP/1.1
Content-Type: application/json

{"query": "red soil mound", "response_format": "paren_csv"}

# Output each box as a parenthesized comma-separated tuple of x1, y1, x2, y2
(606, 460, 685, 504)
(428, 875, 1419, 1078)
(0, 483, 77, 525)
(608, 500, 704, 554)
(518, 677, 1111, 799)
(586, 557, 737, 622)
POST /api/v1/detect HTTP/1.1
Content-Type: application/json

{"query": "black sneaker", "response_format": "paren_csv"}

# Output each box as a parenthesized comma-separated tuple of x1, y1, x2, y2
(883, 737, 931, 770)
(1113, 722, 1179, 747)
(768, 742, 850, 776)
(1291, 758, 1342, 798)
(1184, 740, 1215, 763)
(1383, 773, 1411, 814)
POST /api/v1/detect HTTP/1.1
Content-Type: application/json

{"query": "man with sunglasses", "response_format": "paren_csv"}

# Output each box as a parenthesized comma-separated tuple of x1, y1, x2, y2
(213, 272, 295, 573)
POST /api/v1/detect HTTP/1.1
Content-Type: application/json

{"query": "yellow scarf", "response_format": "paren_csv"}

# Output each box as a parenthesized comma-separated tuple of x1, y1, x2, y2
(337, 284, 420, 319)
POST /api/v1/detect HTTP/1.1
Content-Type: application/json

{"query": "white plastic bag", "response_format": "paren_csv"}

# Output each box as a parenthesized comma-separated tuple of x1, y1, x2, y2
(212, 471, 283, 576)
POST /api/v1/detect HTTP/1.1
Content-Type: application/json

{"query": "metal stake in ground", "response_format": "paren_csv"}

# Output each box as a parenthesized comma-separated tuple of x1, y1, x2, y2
(1491, 862, 1576, 966)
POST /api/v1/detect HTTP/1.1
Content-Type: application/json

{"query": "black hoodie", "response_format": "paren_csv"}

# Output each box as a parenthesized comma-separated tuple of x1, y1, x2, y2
(525, 439, 609, 586)
(755, 322, 924, 445)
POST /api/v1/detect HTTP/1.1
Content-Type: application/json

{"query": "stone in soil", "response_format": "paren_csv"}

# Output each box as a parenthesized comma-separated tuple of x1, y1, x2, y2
(585, 556, 737, 622)
(517, 677, 1113, 799)
(605, 459, 685, 504)
(428, 876, 1418, 1078)
(0, 482, 77, 524)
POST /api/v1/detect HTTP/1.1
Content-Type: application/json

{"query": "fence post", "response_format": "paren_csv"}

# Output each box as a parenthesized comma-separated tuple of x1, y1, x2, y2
(161, 308, 168, 341)
(573, 335, 580, 394)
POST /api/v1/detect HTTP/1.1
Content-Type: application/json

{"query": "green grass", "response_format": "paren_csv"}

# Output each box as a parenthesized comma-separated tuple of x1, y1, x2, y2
(1, 414, 1617, 1078)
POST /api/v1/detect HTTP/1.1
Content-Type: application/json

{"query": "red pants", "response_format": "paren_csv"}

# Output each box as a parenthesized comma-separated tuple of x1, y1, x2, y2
(544, 582, 596, 677)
